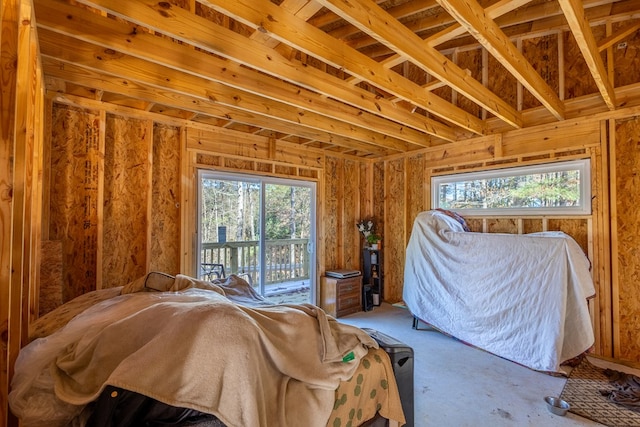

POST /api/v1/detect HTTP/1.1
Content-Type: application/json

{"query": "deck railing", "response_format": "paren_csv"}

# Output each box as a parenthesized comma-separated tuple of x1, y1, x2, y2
(200, 239, 310, 285)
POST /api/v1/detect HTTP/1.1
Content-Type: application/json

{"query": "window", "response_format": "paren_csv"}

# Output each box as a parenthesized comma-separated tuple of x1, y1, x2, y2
(197, 171, 316, 304)
(431, 159, 591, 215)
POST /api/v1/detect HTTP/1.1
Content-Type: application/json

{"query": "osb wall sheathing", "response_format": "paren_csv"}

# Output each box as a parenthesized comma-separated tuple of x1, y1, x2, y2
(522, 34, 559, 110)
(548, 219, 589, 254)
(343, 159, 360, 270)
(102, 114, 150, 289)
(564, 27, 603, 99)
(39, 240, 63, 316)
(49, 105, 101, 301)
(385, 158, 405, 303)
(406, 154, 426, 231)
(614, 116, 640, 361)
(487, 54, 517, 113)
(150, 124, 181, 275)
(613, 20, 640, 87)
(523, 218, 544, 234)
(455, 48, 483, 118)
(465, 218, 484, 232)
(323, 157, 340, 271)
(323, 156, 363, 271)
(373, 161, 385, 232)
(487, 218, 518, 234)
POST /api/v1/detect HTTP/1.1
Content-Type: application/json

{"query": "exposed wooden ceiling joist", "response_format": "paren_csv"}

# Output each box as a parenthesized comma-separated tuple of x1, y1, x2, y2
(434, 0, 565, 120)
(31, 0, 640, 159)
(558, 0, 617, 109)
(197, 0, 488, 133)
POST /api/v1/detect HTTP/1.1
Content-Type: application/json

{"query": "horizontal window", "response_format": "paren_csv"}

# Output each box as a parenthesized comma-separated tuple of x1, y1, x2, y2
(431, 159, 591, 216)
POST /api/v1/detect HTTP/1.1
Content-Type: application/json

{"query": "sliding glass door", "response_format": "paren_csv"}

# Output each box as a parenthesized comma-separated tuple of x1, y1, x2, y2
(198, 171, 316, 304)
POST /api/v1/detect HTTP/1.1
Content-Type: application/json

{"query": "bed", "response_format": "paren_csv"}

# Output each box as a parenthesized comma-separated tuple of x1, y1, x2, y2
(403, 209, 596, 373)
(9, 273, 405, 427)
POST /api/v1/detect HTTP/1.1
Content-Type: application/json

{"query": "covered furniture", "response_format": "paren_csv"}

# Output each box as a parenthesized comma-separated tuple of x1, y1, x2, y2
(10, 273, 405, 427)
(403, 209, 596, 373)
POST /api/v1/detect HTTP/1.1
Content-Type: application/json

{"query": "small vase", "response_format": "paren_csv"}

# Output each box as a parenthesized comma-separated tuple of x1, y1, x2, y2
(371, 243, 379, 250)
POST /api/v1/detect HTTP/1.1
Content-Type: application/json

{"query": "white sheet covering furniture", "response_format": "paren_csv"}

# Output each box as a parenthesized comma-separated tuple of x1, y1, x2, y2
(403, 210, 596, 373)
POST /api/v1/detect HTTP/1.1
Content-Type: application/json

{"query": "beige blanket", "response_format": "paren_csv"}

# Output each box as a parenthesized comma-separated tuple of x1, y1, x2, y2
(14, 274, 377, 427)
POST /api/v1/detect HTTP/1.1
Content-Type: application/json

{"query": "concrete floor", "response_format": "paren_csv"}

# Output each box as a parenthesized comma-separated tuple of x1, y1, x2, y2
(338, 303, 636, 427)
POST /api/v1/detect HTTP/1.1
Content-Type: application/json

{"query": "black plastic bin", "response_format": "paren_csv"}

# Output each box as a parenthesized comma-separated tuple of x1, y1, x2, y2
(363, 285, 374, 311)
(363, 328, 414, 427)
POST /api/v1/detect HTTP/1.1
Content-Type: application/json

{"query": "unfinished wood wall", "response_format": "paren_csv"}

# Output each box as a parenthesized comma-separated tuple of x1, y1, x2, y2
(39, 98, 640, 364)
(44, 103, 183, 301)
(612, 115, 640, 361)
(373, 111, 640, 360)
(0, 1, 44, 425)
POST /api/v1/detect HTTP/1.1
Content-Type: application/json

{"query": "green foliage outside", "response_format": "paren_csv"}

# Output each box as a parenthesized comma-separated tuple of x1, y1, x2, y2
(201, 178, 311, 243)
(439, 170, 581, 210)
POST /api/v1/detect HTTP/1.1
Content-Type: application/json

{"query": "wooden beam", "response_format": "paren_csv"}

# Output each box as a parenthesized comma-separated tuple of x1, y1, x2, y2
(359, 0, 532, 78)
(35, 0, 458, 142)
(188, 0, 487, 133)
(38, 28, 433, 149)
(558, 0, 617, 110)
(311, 0, 521, 128)
(598, 20, 640, 51)
(434, 0, 565, 120)
(42, 58, 399, 156)
(39, 36, 416, 153)
(360, 0, 625, 57)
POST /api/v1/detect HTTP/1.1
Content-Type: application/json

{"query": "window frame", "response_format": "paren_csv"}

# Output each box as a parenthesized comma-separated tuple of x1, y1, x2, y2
(196, 170, 317, 302)
(431, 159, 592, 216)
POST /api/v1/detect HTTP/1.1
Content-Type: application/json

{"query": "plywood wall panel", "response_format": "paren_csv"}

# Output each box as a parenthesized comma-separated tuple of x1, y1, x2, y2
(384, 158, 405, 303)
(547, 218, 589, 254)
(150, 123, 181, 275)
(487, 218, 517, 234)
(102, 114, 150, 288)
(373, 161, 385, 232)
(39, 240, 63, 316)
(487, 55, 517, 113)
(612, 20, 640, 87)
(343, 159, 360, 270)
(523, 218, 543, 234)
(522, 34, 559, 110)
(613, 116, 640, 361)
(564, 28, 603, 100)
(465, 218, 483, 232)
(455, 48, 483, 118)
(406, 154, 426, 231)
(323, 157, 339, 270)
(49, 105, 101, 300)
(196, 153, 222, 167)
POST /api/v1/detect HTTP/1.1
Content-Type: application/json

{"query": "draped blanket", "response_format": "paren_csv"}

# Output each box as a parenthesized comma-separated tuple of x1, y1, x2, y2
(403, 210, 595, 373)
(10, 275, 377, 427)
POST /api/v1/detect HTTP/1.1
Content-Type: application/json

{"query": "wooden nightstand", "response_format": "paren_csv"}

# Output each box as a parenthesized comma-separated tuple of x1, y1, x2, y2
(320, 275, 362, 318)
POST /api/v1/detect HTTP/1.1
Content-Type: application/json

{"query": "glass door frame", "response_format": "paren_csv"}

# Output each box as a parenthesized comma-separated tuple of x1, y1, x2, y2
(196, 169, 317, 303)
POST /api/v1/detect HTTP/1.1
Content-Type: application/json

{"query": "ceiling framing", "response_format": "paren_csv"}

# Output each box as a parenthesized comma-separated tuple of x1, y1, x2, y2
(34, 0, 640, 158)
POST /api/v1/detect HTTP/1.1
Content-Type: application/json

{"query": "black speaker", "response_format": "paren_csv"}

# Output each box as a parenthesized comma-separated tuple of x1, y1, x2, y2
(363, 285, 373, 311)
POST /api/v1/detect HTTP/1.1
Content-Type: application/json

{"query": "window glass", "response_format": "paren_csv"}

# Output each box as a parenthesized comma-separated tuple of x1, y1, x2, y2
(431, 159, 591, 215)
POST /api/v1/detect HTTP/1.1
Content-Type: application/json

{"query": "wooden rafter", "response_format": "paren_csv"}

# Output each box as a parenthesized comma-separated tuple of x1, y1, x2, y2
(42, 57, 398, 155)
(197, 0, 487, 134)
(598, 20, 640, 51)
(311, 0, 522, 128)
(52, 0, 461, 142)
(434, 0, 565, 120)
(348, 0, 532, 86)
(558, 0, 617, 110)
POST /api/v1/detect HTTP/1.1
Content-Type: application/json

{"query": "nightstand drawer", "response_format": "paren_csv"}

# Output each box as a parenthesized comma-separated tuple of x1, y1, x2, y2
(337, 277, 361, 296)
(337, 293, 360, 311)
(320, 275, 362, 318)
